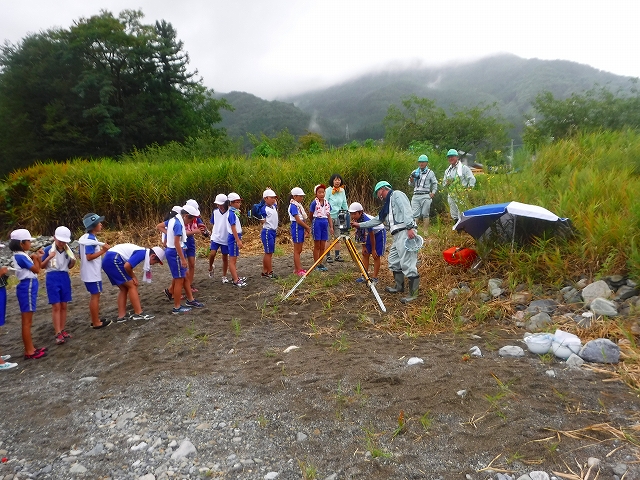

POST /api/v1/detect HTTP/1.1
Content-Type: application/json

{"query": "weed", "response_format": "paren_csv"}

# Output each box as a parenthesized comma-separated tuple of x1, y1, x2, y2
(231, 318, 241, 336)
(538, 352, 554, 364)
(392, 410, 407, 438)
(185, 383, 192, 397)
(415, 291, 438, 325)
(419, 411, 432, 431)
(297, 459, 317, 480)
(265, 349, 277, 357)
(332, 333, 349, 352)
(363, 427, 392, 459)
(257, 414, 268, 428)
(545, 441, 559, 454)
(336, 318, 345, 330)
(506, 451, 524, 464)
(354, 381, 362, 396)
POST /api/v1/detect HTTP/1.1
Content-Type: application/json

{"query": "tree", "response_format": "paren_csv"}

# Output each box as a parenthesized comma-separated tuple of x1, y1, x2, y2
(384, 95, 510, 160)
(0, 10, 230, 175)
(523, 84, 640, 151)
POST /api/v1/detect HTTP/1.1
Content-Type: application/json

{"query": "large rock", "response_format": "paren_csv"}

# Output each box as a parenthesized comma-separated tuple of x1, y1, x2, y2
(582, 280, 612, 305)
(499, 346, 525, 357)
(615, 285, 639, 301)
(589, 297, 618, 317)
(171, 439, 197, 460)
(579, 339, 620, 364)
(525, 312, 552, 331)
(526, 299, 557, 315)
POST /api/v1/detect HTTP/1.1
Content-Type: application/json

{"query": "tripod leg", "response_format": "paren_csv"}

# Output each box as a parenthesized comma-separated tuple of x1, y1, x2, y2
(344, 238, 386, 313)
(282, 236, 342, 301)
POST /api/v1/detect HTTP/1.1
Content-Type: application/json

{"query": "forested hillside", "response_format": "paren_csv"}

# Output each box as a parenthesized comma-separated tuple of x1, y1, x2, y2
(278, 54, 635, 142)
(216, 92, 343, 150)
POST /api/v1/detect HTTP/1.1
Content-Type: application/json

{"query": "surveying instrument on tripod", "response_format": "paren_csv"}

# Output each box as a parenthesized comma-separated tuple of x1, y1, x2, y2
(282, 209, 387, 313)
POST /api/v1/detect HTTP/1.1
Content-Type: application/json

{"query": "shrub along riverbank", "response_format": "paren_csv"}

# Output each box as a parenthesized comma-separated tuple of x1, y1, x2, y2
(0, 130, 639, 281)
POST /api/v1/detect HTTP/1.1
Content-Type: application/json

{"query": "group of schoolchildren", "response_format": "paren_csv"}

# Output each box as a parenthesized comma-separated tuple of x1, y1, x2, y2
(0, 174, 387, 370)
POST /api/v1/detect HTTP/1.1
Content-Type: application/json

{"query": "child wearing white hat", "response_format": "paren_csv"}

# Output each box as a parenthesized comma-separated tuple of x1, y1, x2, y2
(41, 226, 76, 345)
(9, 229, 47, 360)
(226, 192, 246, 287)
(288, 187, 311, 276)
(208, 194, 230, 283)
(260, 188, 279, 279)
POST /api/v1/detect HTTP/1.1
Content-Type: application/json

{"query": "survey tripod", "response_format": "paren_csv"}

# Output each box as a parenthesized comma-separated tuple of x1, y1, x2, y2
(282, 231, 387, 313)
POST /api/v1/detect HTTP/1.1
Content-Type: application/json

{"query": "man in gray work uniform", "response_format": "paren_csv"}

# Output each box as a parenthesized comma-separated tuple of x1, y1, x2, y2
(351, 181, 420, 303)
(408, 154, 438, 232)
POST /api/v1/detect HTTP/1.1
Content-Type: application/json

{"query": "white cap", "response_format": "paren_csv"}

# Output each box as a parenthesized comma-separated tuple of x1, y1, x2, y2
(10, 229, 35, 241)
(186, 199, 199, 210)
(291, 187, 305, 196)
(171, 205, 183, 214)
(314, 184, 327, 194)
(214, 193, 228, 205)
(182, 204, 200, 217)
(54, 226, 72, 243)
(263, 189, 277, 198)
(228, 192, 241, 202)
(348, 202, 363, 213)
(151, 246, 166, 264)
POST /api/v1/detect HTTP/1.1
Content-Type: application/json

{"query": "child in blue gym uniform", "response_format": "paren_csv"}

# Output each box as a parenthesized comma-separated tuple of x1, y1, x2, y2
(102, 244, 165, 321)
(309, 184, 333, 272)
(260, 188, 279, 279)
(348, 202, 387, 283)
(41, 226, 76, 345)
(226, 192, 246, 287)
(288, 187, 311, 276)
(9, 229, 47, 360)
(209, 194, 230, 283)
(79, 213, 111, 329)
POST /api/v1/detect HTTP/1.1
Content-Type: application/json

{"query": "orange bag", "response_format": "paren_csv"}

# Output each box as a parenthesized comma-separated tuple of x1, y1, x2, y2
(443, 247, 478, 268)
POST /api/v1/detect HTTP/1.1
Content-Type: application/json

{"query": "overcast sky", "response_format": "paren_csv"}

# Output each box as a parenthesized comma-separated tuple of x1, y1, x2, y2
(1, 0, 638, 99)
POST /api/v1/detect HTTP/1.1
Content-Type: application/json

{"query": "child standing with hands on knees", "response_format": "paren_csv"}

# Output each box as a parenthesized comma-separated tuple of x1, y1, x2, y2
(260, 188, 279, 279)
(41, 226, 76, 345)
(309, 184, 333, 272)
(79, 213, 111, 329)
(349, 202, 387, 283)
(289, 187, 311, 276)
(9, 229, 47, 360)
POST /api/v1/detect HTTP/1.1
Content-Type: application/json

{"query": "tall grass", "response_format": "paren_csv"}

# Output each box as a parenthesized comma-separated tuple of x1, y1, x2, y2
(0, 146, 423, 235)
(1, 130, 639, 279)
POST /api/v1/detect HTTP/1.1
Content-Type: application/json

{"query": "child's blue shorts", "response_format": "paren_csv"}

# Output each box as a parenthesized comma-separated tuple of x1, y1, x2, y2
(312, 218, 329, 241)
(209, 241, 229, 255)
(291, 223, 306, 244)
(102, 252, 132, 286)
(261, 229, 276, 254)
(84, 281, 103, 295)
(16, 278, 38, 313)
(166, 248, 187, 279)
(227, 233, 242, 257)
(365, 230, 387, 257)
(46, 271, 72, 304)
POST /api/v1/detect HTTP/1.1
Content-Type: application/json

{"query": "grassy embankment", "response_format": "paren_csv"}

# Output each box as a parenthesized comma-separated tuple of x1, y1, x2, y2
(0, 129, 639, 282)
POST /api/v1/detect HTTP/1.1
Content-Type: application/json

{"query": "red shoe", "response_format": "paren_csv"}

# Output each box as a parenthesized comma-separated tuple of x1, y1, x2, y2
(24, 348, 47, 360)
(55, 333, 65, 345)
(61, 330, 72, 339)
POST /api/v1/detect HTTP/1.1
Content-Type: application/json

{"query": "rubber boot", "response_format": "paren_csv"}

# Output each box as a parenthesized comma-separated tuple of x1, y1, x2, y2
(401, 277, 420, 304)
(385, 271, 405, 293)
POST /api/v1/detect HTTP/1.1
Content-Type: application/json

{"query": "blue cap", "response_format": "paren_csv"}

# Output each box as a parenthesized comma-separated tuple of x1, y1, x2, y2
(447, 149, 458, 157)
(418, 154, 428, 163)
